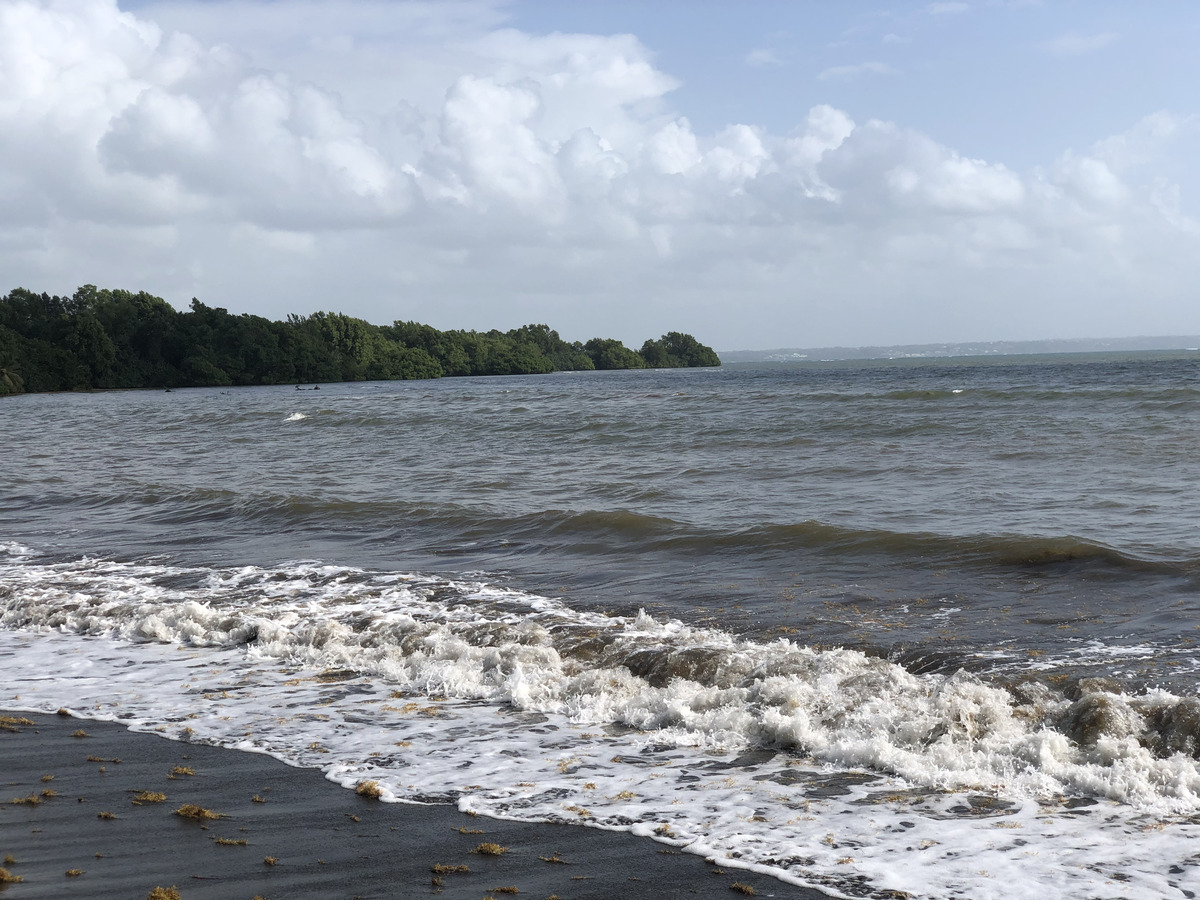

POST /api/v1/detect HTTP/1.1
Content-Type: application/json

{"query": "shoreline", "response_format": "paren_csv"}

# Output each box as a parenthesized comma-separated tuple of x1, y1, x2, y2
(0, 710, 830, 899)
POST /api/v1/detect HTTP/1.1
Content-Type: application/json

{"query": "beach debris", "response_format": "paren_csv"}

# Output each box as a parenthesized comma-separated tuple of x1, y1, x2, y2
(355, 779, 383, 799)
(65, 869, 84, 877)
(41, 789, 58, 798)
(213, 837, 247, 846)
(538, 854, 568, 864)
(0, 868, 24, 884)
(10, 794, 40, 806)
(488, 887, 520, 894)
(457, 826, 484, 834)
(97, 811, 116, 819)
(170, 766, 195, 777)
(72, 728, 89, 738)
(146, 887, 180, 900)
(251, 794, 267, 803)
(40, 774, 53, 782)
(0, 715, 34, 732)
(263, 857, 277, 866)
(730, 884, 757, 896)
(174, 804, 224, 821)
(132, 791, 167, 804)
(471, 843, 508, 857)
(56, 708, 71, 717)
(2, 856, 14, 866)
(430, 863, 470, 874)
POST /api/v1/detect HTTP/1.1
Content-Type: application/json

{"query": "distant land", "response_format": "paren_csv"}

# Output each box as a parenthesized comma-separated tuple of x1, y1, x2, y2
(0, 285, 720, 396)
(719, 335, 1200, 363)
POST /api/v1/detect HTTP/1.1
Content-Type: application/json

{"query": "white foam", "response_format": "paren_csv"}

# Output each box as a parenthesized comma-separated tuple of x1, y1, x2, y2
(0, 542, 39, 559)
(2, 555, 1199, 899)
(285, 412, 308, 421)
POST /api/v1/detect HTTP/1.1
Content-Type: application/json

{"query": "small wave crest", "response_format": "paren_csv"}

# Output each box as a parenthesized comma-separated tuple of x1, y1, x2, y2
(0, 542, 39, 559)
(24, 483, 1195, 578)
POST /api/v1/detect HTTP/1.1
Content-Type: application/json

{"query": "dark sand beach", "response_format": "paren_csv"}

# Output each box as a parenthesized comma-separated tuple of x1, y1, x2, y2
(0, 712, 827, 900)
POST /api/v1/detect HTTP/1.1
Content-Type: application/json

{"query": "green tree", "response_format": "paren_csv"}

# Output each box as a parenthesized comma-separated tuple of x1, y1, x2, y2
(585, 337, 645, 370)
(639, 332, 721, 368)
(0, 324, 25, 394)
(0, 283, 717, 393)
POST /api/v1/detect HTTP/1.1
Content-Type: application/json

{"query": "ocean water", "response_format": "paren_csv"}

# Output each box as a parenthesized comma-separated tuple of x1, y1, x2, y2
(3, 355, 1200, 899)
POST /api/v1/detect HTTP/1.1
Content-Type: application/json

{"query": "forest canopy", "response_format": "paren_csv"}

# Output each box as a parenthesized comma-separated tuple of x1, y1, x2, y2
(0, 286, 720, 395)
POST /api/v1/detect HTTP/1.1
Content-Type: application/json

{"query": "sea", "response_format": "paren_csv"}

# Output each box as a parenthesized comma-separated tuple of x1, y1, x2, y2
(3, 353, 1200, 899)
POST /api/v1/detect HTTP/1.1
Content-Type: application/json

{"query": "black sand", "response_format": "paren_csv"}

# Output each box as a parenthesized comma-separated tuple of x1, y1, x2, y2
(0, 712, 828, 899)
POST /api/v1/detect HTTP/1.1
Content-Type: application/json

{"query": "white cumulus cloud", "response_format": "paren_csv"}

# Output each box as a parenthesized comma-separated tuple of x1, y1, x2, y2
(0, 0, 1197, 349)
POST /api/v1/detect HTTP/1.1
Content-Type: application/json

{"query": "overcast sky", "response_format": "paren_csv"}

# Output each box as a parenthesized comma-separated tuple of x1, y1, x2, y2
(4, 0, 1199, 349)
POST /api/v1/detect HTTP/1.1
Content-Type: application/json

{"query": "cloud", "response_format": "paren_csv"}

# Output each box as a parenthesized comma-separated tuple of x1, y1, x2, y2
(745, 48, 783, 67)
(1090, 111, 1197, 172)
(0, 0, 1197, 348)
(817, 61, 897, 81)
(1043, 32, 1119, 57)
(927, 2, 970, 14)
(437, 75, 565, 218)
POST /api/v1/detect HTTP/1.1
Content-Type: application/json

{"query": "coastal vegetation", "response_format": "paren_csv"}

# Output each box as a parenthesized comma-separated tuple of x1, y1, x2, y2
(0, 285, 720, 395)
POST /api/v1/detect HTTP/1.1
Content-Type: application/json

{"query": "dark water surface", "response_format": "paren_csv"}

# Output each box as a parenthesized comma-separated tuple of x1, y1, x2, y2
(4, 354, 1200, 899)
(6, 356, 1200, 688)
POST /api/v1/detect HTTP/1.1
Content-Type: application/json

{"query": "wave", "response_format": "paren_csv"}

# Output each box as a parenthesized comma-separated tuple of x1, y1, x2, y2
(782, 385, 1200, 405)
(8, 486, 1194, 578)
(2, 549, 1200, 812)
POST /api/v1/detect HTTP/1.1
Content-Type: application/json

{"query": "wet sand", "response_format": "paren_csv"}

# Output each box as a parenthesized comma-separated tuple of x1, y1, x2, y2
(0, 711, 830, 899)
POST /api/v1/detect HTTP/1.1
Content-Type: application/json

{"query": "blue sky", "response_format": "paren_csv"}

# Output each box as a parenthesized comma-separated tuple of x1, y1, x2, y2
(3, 0, 1199, 349)
(511, 2, 1199, 171)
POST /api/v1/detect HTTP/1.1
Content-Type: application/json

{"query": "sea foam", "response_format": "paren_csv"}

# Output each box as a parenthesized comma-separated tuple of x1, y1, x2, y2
(2, 552, 1199, 899)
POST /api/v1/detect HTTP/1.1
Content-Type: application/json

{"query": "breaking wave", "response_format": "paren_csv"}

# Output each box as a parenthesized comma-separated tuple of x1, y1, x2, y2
(3, 551, 1199, 810)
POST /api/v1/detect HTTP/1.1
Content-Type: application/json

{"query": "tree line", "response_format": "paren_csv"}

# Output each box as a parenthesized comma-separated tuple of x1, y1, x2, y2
(0, 285, 720, 395)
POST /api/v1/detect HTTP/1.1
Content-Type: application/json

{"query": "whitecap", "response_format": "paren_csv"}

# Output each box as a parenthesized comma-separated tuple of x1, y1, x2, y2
(4, 555, 1200, 899)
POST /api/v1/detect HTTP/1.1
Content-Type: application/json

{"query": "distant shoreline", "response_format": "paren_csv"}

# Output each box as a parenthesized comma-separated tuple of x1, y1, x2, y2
(0, 285, 719, 396)
(719, 336, 1200, 364)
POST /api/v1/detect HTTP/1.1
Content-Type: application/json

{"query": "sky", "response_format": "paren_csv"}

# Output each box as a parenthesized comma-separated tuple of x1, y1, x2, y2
(3, 0, 1199, 350)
